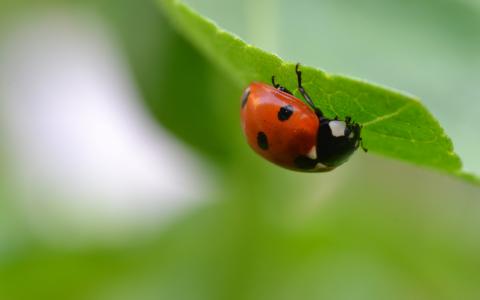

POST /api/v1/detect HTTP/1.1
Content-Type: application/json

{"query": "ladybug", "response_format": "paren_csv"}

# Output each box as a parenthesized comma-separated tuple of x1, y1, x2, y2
(240, 63, 366, 172)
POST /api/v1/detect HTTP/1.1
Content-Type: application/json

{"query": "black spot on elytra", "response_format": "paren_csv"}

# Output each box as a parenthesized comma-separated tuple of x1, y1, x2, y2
(257, 132, 269, 150)
(241, 87, 250, 108)
(277, 104, 294, 121)
(294, 155, 317, 170)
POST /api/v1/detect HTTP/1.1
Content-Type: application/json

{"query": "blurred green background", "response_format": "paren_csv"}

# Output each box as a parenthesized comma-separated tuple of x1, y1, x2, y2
(0, 0, 479, 299)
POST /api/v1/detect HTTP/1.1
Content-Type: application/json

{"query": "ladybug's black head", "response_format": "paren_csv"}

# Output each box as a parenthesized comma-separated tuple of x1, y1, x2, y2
(315, 118, 363, 167)
(346, 121, 362, 150)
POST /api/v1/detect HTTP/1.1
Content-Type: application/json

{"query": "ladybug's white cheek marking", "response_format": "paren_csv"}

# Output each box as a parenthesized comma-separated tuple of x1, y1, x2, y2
(307, 146, 317, 160)
(329, 121, 347, 137)
(315, 162, 328, 170)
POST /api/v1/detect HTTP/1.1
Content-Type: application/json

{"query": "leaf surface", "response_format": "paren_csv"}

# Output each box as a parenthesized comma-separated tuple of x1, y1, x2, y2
(158, 0, 480, 183)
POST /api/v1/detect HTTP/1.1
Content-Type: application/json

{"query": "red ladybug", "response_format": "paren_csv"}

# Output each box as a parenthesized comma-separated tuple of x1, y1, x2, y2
(240, 64, 366, 172)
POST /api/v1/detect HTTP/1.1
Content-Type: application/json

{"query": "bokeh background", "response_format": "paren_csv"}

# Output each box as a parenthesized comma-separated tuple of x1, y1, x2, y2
(1, 0, 480, 299)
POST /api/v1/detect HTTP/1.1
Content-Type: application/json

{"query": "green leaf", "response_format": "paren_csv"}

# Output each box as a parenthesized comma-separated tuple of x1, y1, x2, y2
(158, 0, 479, 184)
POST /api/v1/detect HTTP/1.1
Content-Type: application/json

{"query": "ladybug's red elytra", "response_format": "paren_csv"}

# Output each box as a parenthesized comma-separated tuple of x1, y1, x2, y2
(240, 64, 366, 172)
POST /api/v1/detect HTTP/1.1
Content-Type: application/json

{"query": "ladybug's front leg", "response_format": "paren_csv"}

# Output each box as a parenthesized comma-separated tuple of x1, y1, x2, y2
(295, 64, 323, 117)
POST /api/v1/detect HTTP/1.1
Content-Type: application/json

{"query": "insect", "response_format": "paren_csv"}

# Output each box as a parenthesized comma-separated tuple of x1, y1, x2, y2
(240, 63, 366, 172)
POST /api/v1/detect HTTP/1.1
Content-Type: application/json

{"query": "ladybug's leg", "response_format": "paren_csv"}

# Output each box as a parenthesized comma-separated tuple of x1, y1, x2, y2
(271, 76, 279, 88)
(271, 76, 293, 95)
(295, 63, 323, 117)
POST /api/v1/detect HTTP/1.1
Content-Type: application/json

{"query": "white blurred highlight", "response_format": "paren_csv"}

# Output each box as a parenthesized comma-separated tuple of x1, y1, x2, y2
(0, 11, 213, 244)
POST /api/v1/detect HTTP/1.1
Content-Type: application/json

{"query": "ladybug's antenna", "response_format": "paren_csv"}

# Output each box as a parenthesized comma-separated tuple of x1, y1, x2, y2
(359, 124, 368, 152)
(360, 138, 368, 153)
(295, 63, 323, 117)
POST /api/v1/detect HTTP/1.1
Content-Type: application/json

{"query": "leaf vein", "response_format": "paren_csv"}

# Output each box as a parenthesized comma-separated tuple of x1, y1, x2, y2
(363, 103, 412, 127)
